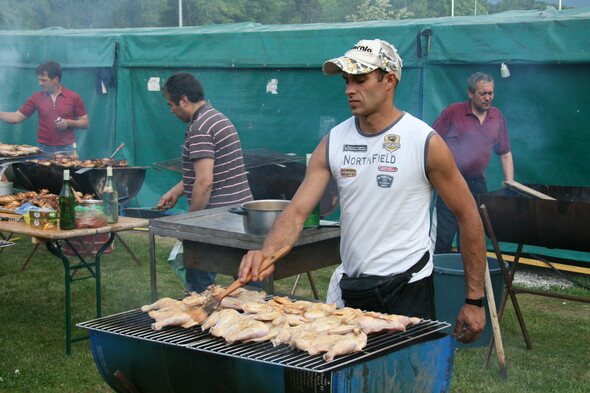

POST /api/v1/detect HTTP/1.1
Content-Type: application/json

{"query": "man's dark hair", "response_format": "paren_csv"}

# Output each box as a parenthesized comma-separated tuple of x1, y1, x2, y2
(162, 72, 205, 105)
(467, 72, 494, 93)
(36, 61, 62, 81)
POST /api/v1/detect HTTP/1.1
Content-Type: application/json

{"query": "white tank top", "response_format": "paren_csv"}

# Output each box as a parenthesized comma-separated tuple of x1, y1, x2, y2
(327, 112, 435, 279)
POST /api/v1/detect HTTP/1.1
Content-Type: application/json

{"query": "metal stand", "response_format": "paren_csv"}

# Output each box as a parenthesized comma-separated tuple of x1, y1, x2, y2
(480, 204, 532, 359)
(290, 272, 320, 300)
(45, 233, 115, 356)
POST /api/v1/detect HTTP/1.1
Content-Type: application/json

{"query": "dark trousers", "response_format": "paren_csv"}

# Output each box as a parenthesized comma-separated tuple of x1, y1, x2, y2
(434, 176, 487, 254)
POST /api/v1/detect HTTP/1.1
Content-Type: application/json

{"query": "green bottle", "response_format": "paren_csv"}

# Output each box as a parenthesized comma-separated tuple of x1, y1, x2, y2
(59, 169, 76, 230)
(102, 166, 119, 224)
(303, 154, 320, 228)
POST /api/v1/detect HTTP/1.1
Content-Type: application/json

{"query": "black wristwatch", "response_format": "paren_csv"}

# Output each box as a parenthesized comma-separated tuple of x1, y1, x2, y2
(465, 296, 486, 307)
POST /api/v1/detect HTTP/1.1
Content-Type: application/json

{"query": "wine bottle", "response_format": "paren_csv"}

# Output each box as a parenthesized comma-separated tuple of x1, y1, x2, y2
(303, 153, 320, 228)
(103, 166, 119, 224)
(59, 169, 76, 230)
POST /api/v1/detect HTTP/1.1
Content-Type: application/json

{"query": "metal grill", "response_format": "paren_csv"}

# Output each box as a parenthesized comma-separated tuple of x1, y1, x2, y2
(152, 149, 305, 174)
(78, 309, 450, 373)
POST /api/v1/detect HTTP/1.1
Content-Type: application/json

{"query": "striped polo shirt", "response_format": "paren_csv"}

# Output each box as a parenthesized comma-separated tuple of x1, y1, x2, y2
(182, 103, 252, 208)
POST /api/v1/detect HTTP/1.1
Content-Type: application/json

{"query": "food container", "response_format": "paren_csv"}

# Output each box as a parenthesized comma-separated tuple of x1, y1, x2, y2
(76, 199, 108, 228)
(81, 199, 104, 208)
(0, 181, 13, 196)
(29, 210, 59, 230)
(228, 199, 290, 235)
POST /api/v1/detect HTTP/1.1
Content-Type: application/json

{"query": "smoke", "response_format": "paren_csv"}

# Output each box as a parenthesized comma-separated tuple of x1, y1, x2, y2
(0, 42, 25, 110)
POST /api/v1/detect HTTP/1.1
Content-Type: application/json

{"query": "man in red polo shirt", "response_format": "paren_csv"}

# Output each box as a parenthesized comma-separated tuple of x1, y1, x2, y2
(431, 72, 514, 254)
(0, 61, 89, 154)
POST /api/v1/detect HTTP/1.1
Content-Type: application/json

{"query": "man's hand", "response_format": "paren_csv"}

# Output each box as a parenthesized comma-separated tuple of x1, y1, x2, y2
(454, 304, 486, 343)
(238, 250, 275, 283)
(55, 117, 68, 131)
(156, 190, 179, 211)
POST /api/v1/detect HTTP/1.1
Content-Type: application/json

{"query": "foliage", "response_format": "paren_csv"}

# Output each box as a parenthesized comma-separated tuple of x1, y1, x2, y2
(0, 0, 574, 30)
(345, 0, 413, 22)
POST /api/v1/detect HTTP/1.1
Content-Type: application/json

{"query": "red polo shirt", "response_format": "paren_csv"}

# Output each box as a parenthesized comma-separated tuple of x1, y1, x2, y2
(432, 100, 511, 179)
(19, 86, 87, 146)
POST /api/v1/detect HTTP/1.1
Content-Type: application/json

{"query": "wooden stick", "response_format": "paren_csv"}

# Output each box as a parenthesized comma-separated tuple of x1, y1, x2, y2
(503, 180, 556, 200)
(484, 260, 509, 379)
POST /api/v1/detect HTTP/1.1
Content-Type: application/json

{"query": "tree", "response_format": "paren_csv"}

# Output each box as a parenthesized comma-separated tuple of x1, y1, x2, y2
(345, 0, 414, 22)
(488, 0, 557, 13)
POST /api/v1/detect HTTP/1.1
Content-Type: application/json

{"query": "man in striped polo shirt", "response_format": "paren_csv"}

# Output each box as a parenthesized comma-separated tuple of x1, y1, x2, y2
(157, 72, 253, 292)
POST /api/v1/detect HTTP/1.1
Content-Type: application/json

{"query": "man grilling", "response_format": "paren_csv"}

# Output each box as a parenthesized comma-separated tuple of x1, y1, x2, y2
(431, 72, 514, 254)
(238, 39, 487, 343)
(0, 61, 89, 154)
(157, 72, 253, 293)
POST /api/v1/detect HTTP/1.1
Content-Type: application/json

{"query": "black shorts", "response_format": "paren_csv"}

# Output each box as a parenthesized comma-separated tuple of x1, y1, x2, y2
(340, 274, 436, 320)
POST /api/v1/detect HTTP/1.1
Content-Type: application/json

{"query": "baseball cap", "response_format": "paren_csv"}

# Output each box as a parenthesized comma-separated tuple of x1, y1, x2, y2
(322, 39, 403, 81)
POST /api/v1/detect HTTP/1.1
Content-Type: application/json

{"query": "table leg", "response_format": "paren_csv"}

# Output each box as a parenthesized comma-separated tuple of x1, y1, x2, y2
(115, 233, 143, 266)
(306, 272, 320, 300)
(46, 241, 74, 356)
(18, 243, 41, 272)
(150, 232, 157, 302)
(44, 233, 115, 356)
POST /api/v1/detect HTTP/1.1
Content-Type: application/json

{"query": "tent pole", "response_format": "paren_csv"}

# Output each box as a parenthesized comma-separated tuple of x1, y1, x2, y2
(179, 0, 183, 27)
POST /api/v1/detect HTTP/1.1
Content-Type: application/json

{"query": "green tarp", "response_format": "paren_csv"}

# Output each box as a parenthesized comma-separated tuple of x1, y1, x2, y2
(1, 7, 589, 261)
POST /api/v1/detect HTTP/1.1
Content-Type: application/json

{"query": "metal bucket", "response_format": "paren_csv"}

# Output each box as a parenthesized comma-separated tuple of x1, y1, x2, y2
(228, 199, 290, 235)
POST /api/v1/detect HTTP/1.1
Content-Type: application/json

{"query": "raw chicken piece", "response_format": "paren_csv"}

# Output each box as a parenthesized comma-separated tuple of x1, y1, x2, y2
(207, 309, 243, 337)
(148, 307, 188, 320)
(201, 310, 221, 331)
(151, 312, 198, 331)
(223, 319, 270, 344)
(241, 302, 275, 314)
(330, 307, 363, 323)
(141, 297, 184, 312)
(290, 330, 367, 362)
(285, 314, 309, 326)
(351, 314, 406, 333)
(324, 332, 367, 362)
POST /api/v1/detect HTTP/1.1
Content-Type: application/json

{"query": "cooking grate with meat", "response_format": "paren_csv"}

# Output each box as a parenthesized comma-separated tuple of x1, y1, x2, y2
(141, 286, 421, 362)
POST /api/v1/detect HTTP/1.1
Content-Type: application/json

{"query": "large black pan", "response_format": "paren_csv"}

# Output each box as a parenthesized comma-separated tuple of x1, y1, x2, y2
(10, 162, 147, 205)
(478, 184, 590, 252)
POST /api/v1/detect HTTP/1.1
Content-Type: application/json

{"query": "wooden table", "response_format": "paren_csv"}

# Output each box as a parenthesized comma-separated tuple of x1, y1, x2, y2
(0, 215, 149, 356)
(148, 206, 341, 301)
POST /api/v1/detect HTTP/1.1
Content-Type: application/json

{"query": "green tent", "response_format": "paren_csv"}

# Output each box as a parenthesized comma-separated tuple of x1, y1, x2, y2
(1, 7, 589, 260)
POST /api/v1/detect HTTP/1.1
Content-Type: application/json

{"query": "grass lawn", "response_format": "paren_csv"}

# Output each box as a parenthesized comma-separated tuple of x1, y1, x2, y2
(0, 230, 588, 392)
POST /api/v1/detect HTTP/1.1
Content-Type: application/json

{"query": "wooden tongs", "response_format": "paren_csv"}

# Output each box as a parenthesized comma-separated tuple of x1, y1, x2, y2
(189, 245, 291, 323)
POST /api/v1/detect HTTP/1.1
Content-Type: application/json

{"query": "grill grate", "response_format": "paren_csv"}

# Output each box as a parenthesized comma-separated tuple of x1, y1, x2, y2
(78, 308, 450, 373)
(152, 149, 305, 174)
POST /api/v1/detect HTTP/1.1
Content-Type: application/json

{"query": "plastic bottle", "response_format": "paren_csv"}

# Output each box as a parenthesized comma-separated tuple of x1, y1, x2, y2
(303, 153, 320, 228)
(102, 166, 119, 224)
(59, 169, 76, 230)
(72, 142, 78, 158)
